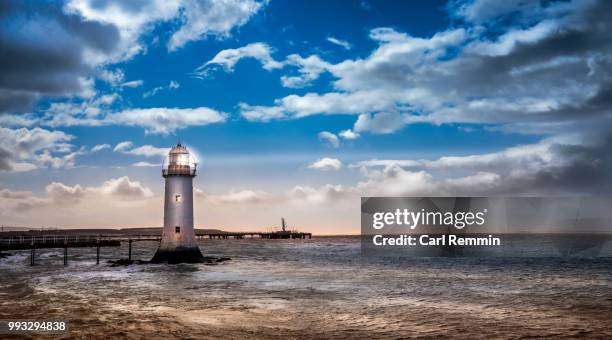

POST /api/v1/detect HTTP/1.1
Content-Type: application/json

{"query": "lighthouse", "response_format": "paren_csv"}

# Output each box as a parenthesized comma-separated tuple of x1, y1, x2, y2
(151, 143, 204, 263)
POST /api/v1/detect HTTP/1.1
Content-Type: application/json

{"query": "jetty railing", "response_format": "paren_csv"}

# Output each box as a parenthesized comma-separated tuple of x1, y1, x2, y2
(0, 231, 311, 246)
(0, 234, 161, 246)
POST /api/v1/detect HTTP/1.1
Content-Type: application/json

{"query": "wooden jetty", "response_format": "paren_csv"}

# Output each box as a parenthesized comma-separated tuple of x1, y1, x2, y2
(0, 228, 312, 266)
(195, 231, 312, 239)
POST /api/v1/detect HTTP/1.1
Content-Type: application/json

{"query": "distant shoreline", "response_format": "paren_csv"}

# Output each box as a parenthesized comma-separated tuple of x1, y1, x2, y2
(1, 227, 612, 237)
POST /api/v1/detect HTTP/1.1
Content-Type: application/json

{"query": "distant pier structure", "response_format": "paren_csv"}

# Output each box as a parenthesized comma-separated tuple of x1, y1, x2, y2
(151, 143, 204, 263)
(259, 218, 310, 239)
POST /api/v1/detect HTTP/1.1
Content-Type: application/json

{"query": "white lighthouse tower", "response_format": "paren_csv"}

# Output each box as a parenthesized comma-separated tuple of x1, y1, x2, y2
(151, 143, 204, 263)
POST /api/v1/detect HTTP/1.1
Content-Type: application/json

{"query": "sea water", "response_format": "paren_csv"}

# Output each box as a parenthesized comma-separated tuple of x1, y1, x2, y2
(1, 236, 611, 338)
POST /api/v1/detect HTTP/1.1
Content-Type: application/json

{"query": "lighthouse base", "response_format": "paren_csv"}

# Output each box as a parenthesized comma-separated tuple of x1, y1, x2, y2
(151, 246, 205, 264)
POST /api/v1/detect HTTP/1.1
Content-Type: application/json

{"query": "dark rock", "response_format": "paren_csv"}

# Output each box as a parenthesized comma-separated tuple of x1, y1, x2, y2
(150, 247, 205, 264)
(202, 256, 231, 264)
(107, 256, 231, 266)
(107, 259, 149, 267)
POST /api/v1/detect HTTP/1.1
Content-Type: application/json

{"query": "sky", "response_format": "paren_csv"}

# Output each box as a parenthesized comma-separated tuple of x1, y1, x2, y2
(1, 0, 611, 234)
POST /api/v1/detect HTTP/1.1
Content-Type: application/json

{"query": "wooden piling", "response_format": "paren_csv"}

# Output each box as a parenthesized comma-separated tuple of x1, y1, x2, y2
(30, 244, 35, 266)
(96, 243, 100, 264)
(63, 246, 68, 266)
(128, 239, 132, 261)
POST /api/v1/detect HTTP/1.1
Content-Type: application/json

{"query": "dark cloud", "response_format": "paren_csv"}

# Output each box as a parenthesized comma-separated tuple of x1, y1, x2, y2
(449, 0, 612, 106)
(0, 90, 34, 113)
(540, 143, 612, 193)
(0, 0, 120, 113)
(0, 147, 12, 171)
(493, 139, 612, 195)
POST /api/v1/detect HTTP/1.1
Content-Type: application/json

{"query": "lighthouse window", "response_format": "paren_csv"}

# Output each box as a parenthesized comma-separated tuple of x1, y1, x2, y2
(175, 194, 182, 202)
(175, 226, 181, 233)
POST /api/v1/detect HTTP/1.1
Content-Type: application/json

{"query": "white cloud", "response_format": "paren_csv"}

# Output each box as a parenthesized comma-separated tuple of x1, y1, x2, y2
(0, 127, 77, 172)
(207, 189, 273, 204)
(113, 141, 133, 152)
(327, 36, 352, 50)
(131, 161, 160, 167)
(195, 42, 283, 77)
(339, 129, 359, 140)
(198, 44, 330, 88)
(352, 165, 506, 197)
(348, 135, 612, 196)
(289, 184, 352, 203)
(205, 184, 353, 205)
(40, 93, 121, 128)
(318, 131, 340, 148)
(353, 112, 406, 134)
(64, 0, 181, 63)
(97, 176, 154, 198)
(62, 0, 266, 66)
(0, 114, 39, 127)
(466, 20, 558, 57)
(204, 137, 611, 208)
(239, 90, 397, 120)
(0, 178, 159, 228)
(143, 80, 180, 98)
(308, 157, 342, 171)
(0, 176, 154, 220)
(167, 0, 265, 51)
(206, 189, 280, 205)
(239, 103, 286, 121)
(124, 145, 170, 158)
(234, 0, 612, 149)
(46, 176, 153, 201)
(281, 54, 331, 88)
(245, 141, 590, 201)
(107, 107, 227, 134)
(98, 69, 125, 86)
(113, 142, 169, 158)
(36, 97, 227, 134)
(46, 182, 86, 203)
(351, 139, 560, 174)
(34, 150, 84, 169)
(0, 188, 50, 213)
(47, 176, 153, 203)
(48, 101, 95, 119)
(96, 94, 119, 106)
(91, 144, 111, 152)
(120, 80, 143, 88)
(0, 127, 74, 157)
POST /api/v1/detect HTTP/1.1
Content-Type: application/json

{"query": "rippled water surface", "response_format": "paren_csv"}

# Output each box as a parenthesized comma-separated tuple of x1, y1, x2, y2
(1, 237, 611, 339)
